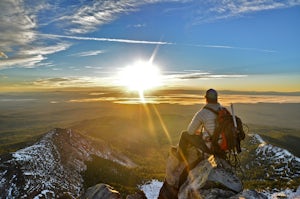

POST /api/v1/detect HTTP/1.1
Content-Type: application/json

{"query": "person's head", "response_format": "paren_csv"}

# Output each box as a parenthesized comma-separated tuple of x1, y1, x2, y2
(205, 88, 218, 103)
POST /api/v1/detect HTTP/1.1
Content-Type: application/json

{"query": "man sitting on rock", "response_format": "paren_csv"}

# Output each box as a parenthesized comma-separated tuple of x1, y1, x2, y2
(174, 88, 223, 161)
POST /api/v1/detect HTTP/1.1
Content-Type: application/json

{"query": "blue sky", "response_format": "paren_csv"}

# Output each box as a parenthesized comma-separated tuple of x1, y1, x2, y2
(0, 0, 299, 92)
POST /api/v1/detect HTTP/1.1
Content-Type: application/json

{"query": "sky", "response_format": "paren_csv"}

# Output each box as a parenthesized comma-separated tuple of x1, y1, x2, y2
(0, 0, 300, 93)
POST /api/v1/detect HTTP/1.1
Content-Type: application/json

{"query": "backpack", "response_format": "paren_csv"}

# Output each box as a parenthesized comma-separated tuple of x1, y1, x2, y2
(204, 106, 245, 156)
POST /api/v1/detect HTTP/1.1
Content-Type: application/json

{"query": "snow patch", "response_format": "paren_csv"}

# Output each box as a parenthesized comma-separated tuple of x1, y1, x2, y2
(262, 186, 300, 199)
(139, 179, 163, 199)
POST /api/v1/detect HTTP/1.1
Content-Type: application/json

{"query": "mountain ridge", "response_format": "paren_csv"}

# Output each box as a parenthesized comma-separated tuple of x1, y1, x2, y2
(1, 127, 300, 198)
(0, 128, 135, 198)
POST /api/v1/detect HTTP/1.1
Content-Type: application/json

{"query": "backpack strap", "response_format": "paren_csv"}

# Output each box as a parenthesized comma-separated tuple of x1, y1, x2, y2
(202, 106, 219, 137)
(203, 106, 219, 115)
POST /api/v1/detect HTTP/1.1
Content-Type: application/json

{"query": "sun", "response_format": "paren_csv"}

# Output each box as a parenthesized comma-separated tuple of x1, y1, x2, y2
(118, 60, 162, 102)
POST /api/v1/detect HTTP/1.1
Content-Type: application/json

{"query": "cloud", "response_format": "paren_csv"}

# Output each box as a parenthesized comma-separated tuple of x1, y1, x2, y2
(182, 43, 276, 53)
(0, 52, 8, 59)
(127, 23, 147, 28)
(0, 0, 70, 69)
(84, 66, 103, 70)
(0, 0, 37, 52)
(0, 0, 297, 70)
(0, 55, 46, 69)
(32, 77, 97, 87)
(55, 0, 188, 34)
(191, 0, 300, 24)
(0, 43, 71, 69)
(165, 71, 247, 80)
(47, 0, 300, 34)
(70, 50, 105, 57)
(21, 43, 71, 55)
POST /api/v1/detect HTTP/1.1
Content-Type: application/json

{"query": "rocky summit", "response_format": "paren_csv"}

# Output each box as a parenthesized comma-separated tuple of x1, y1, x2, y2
(158, 146, 267, 199)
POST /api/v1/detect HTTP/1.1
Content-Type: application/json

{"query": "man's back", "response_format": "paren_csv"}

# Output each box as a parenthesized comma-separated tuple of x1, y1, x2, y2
(187, 103, 221, 136)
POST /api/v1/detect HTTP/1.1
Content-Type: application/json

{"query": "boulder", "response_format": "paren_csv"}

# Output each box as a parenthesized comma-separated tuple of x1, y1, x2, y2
(126, 190, 147, 199)
(178, 155, 243, 199)
(159, 146, 206, 199)
(159, 146, 266, 199)
(165, 146, 203, 188)
(81, 183, 121, 199)
(230, 190, 267, 199)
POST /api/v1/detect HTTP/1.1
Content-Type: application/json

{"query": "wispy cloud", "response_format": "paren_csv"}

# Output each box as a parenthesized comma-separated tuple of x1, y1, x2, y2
(48, 0, 299, 34)
(0, 52, 8, 59)
(127, 23, 147, 28)
(186, 44, 277, 53)
(84, 66, 103, 70)
(0, 0, 297, 70)
(55, 0, 188, 34)
(0, 0, 70, 69)
(21, 43, 71, 56)
(70, 50, 105, 57)
(0, 55, 46, 69)
(32, 77, 97, 87)
(191, 0, 300, 24)
(164, 70, 247, 80)
(0, 43, 71, 69)
(0, 0, 38, 52)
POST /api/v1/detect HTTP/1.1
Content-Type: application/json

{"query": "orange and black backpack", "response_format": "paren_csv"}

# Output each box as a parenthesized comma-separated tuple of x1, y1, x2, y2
(204, 105, 245, 158)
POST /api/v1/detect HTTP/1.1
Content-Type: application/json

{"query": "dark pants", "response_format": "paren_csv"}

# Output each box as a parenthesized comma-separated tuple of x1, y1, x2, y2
(178, 131, 210, 158)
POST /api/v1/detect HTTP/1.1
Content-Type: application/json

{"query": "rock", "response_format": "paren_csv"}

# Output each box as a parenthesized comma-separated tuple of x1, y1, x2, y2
(159, 146, 204, 199)
(178, 155, 243, 199)
(230, 190, 268, 199)
(159, 146, 265, 199)
(189, 188, 236, 199)
(81, 183, 121, 199)
(165, 146, 203, 188)
(126, 190, 147, 199)
(158, 181, 179, 199)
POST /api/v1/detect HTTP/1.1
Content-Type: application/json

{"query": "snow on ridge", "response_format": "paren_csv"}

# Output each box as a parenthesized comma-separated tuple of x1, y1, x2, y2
(250, 133, 300, 181)
(262, 185, 300, 199)
(1, 128, 137, 198)
(12, 129, 56, 162)
(251, 134, 267, 147)
(252, 133, 300, 162)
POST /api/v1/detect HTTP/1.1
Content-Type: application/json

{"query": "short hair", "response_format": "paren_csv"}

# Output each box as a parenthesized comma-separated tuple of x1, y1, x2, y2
(205, 89, 218, 103)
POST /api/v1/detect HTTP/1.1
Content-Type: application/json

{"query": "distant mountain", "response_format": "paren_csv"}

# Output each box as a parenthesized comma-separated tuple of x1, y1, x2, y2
(0, 128, 135, 198)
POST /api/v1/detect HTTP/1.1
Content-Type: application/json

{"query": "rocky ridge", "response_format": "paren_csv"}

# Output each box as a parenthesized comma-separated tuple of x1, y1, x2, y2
(250, 134, 300, 181)
(0, 128, 135, 198)
(1, 129, 300, 198)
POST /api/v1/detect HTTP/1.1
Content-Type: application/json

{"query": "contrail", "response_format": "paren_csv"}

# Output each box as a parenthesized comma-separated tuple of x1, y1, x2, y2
(40, 34, 172, 45)
(40, 33, 276, 53)
(185, 44, 277, 53)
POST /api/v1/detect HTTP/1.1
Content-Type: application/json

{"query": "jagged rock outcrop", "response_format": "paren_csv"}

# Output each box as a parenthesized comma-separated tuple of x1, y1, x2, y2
(0, 128, 136, 198)
(81, 183, 121, 199)
(82, 183, 147, 199)
(178, 155, 243, 198)
(126, 190, 147, 199)
(159, 146, 266, 199)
